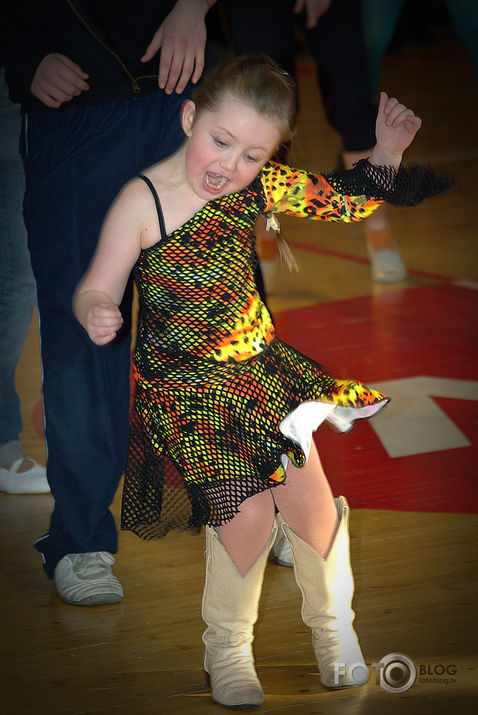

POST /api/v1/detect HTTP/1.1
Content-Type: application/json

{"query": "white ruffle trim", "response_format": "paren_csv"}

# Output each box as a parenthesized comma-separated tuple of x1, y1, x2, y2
(279, 399, 389, 468)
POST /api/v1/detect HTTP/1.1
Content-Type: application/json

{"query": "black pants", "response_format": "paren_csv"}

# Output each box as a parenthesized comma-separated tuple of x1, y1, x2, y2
(221, 0, 376, 152)
(22, 89, 190, 576)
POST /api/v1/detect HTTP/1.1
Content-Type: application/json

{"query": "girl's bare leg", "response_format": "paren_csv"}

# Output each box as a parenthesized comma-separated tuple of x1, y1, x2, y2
(273, 440, 339, 558)
(218, 488, 276, 576)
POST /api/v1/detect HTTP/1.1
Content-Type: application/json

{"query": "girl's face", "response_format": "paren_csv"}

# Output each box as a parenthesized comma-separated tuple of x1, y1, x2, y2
(181, 96, 281, 200)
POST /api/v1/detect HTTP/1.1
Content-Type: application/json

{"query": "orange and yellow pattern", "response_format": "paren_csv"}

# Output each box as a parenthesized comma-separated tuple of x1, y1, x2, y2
(121, 162, 388, 539)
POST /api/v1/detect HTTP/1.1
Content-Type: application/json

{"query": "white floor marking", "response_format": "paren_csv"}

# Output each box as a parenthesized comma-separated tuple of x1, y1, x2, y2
(370, 376, 478, 458)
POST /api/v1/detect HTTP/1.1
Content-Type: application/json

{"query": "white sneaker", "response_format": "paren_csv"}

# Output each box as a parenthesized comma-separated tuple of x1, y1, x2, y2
(367, 242, 408, 283)
(0, 458, 50, 494)
(54, 552, 124, 606)
(272, 528, 293, 567)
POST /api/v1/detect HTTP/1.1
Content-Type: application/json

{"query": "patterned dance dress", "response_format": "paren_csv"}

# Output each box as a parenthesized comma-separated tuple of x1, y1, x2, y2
(121, 159, 448, 538)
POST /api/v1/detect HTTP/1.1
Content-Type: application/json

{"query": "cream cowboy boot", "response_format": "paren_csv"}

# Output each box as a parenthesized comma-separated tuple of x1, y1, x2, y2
(202, 522, 277, 708)
(277, 497, 369, 689)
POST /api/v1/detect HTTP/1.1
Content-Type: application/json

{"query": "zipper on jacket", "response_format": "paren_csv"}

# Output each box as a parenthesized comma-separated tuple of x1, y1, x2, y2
(65, 0, 141, 94)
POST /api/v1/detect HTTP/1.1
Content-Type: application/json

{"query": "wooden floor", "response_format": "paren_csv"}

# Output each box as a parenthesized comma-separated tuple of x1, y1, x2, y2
(2, 30, 478, 715)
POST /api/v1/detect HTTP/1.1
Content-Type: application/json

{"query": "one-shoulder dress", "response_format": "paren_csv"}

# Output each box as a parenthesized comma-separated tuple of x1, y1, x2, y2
(121, 159, 447, 538)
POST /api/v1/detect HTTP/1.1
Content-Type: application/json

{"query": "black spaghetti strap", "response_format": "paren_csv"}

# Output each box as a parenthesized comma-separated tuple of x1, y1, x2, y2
(138, 174, 167, 240)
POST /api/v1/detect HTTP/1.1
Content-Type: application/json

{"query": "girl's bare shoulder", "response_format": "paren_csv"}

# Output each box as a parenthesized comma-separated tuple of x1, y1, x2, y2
(103, 171, 166, 251)
(112, 173, 163, 225)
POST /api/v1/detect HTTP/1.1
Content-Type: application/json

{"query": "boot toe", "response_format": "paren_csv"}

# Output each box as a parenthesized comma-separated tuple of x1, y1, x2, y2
(320, 661, 369, 689)
(212, 683, 264, 708)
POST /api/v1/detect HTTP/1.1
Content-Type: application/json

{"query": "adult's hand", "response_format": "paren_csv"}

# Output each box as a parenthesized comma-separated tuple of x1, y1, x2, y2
(293, 0, 331, 29)
(141, 0, 216, 94)
(31, 53, 90, 108)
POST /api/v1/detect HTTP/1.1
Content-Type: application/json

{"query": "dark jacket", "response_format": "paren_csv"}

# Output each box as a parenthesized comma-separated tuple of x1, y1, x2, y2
(1, 0, 179, 111)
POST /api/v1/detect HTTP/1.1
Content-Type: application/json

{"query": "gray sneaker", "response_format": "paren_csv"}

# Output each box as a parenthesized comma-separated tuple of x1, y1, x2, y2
(54, 552, 123, 606)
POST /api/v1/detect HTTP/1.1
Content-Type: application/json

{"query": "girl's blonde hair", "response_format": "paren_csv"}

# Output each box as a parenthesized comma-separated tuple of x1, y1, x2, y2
(192, 55, 296, 145)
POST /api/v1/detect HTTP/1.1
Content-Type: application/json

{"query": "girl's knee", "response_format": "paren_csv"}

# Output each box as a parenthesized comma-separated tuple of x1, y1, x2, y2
(226, 489, 275, 525)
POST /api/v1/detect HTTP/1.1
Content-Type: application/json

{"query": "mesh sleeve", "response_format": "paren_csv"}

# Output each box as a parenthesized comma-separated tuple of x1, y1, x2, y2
(323, 158, 457, 206)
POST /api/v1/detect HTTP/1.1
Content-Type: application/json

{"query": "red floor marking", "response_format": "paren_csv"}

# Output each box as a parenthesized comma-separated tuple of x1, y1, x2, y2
(287, 238, 455, 283)
(274, 283, 478, 514)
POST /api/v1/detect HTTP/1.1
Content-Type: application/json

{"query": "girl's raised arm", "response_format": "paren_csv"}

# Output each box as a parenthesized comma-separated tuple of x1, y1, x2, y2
(369, 91, 422, 169)
(73, 180, 145, 345)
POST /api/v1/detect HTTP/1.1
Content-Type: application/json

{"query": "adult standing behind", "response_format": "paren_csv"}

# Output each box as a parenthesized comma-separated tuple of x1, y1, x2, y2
(0, 69, 49, 495)
(1, 0, 217, 606)
(221, 0, 408, 283)
(362, 0, 478, 95)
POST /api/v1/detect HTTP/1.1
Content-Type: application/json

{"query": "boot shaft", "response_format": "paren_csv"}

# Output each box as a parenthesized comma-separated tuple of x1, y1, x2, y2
(277, 497, 355, 628)
(201, 524, 278, 708)
(202, 523, 278, 643)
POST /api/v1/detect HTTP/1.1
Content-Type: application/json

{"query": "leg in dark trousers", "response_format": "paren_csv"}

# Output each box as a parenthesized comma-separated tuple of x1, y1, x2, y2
(22, 90, 190, 578)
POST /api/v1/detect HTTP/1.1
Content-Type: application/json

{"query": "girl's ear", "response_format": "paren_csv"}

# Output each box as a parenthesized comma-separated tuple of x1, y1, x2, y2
(181, 100, 196, 137)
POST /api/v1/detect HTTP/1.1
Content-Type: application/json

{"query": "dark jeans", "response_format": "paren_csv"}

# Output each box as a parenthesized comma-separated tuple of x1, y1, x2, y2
(222, 0, 377, 152)
(21, 89, 189, 577)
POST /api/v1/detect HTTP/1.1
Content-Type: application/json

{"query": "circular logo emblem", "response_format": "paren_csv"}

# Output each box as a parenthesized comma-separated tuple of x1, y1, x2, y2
(377, 653, 417, 693)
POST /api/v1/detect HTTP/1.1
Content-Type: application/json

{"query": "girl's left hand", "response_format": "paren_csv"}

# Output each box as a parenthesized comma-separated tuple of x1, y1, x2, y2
(375, 91, 422, 157)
